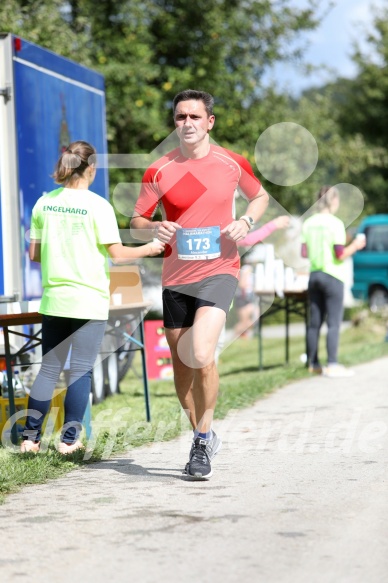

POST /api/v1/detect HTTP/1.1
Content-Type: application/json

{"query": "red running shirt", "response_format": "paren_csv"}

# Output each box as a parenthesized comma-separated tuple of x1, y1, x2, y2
(135, 145, 262, 286)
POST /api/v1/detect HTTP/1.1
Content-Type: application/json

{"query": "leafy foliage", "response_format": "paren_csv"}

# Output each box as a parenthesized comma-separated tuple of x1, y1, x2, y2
(1, 1, 387, 222)
(0, 0, 321, 222)
(332, 7, 388, 214)
(263, 89, 383, 217)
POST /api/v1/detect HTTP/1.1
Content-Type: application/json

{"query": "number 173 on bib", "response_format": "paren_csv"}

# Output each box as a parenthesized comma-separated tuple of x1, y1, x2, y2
(176, 226, 221, 260)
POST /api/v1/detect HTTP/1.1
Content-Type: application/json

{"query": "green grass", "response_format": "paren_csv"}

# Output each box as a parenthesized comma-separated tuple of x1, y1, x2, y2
(1, 311, 388, 503)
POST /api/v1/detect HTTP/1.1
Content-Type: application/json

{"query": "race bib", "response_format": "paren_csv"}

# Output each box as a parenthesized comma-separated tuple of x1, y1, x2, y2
(176, 226, 221, 260)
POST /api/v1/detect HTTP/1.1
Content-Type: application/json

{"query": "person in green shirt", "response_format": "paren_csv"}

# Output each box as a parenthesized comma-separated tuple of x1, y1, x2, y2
(302, 185, 366, 378)
(21, 140, 164, 454)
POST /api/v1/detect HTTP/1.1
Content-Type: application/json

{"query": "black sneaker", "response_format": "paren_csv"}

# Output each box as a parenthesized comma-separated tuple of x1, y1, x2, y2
(182, 431, 222, 475)
(186, 437, 212, 480)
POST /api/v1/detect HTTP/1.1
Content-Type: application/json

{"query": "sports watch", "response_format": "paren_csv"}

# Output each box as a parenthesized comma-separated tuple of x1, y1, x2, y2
(239, 215, 254, 230)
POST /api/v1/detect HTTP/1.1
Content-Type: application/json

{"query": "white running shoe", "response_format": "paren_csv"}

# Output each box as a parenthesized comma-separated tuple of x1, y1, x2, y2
(323, 364, 354, 378)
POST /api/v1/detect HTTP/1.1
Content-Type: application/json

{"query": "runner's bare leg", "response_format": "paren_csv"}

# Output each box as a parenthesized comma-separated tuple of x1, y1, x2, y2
(167, 306, 226, 434)
(165, 327, 196, 429)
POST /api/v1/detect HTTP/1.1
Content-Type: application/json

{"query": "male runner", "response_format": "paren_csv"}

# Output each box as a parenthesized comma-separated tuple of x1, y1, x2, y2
(131, 89, 268, 479)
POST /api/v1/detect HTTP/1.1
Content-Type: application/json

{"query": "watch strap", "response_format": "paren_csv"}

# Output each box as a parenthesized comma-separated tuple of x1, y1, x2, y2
(239, 215, 254, 231)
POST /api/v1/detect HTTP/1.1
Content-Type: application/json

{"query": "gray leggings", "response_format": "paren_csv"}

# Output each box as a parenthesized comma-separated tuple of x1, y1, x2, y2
(307, 271, 344, 366)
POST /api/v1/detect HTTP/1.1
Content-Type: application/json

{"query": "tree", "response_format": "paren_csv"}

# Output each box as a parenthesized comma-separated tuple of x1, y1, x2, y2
(0, 0, 332, 224)
(257, 87, 383, 219)
(67, 0, 324, 224)
(0, 0, 91, 60)
(334, 7, 388, 214)
(148, 0, 322, 142)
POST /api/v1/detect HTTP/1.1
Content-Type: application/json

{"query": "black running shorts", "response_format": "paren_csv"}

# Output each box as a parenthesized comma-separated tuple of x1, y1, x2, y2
(163, 275, 238, 329)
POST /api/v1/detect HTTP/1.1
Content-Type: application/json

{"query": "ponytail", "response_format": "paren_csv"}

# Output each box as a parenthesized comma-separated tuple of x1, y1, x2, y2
(316, 185, 339, 211)
(53, 140, 96, 184)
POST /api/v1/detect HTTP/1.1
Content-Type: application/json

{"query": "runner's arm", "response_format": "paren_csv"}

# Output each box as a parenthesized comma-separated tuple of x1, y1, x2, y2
(222, 186, 269, 241)
(243, 186, 270, 223)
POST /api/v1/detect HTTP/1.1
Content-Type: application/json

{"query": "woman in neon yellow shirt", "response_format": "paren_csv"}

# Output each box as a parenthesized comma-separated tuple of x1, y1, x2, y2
(302, 186, 365, 378)
(21, 141, 164, 454)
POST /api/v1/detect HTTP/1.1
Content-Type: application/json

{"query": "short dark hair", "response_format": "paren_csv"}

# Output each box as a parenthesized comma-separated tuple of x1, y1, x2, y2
(172, 89, 214, 117)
